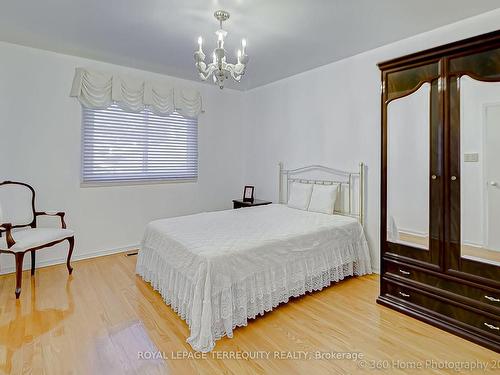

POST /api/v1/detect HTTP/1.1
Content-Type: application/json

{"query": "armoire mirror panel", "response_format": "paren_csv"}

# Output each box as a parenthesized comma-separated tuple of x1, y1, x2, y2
(460, 76, 500, 267)
(387, 83, 430, 250)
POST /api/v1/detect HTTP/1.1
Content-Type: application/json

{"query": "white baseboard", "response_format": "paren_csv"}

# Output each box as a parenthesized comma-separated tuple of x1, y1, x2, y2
(398, 229, 429, 238)
(0, 244, 140, 275)
(462, 240, 485, 248)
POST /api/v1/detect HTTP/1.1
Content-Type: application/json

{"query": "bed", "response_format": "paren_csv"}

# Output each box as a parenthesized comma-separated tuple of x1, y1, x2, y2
(136, 163, 372, 352)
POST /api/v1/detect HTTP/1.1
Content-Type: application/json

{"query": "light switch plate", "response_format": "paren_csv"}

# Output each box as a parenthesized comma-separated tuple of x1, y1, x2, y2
(464, 153, 479, 162)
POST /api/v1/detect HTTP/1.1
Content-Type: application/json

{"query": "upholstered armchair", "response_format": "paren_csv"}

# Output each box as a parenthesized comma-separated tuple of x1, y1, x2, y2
(0, 181, 74, 298)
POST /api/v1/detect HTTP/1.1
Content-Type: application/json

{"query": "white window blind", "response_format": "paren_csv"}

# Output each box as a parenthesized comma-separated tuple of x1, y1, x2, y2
(82, 104, 198, 184)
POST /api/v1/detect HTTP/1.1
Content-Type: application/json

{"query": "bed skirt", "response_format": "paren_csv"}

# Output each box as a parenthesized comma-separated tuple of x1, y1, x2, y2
(136, 238, 371, 352)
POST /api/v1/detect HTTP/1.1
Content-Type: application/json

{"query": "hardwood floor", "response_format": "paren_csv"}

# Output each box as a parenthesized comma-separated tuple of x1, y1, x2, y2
(0, 253, 497, 374)
(398, 232, 500, 264)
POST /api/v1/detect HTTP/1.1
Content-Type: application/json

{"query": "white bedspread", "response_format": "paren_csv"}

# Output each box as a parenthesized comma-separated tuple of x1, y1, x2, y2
(136, 204, 372, 352)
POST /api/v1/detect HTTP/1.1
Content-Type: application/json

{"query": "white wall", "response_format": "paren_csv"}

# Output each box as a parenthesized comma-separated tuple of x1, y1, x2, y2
(0, 41, 245, 273)
(242, 9, 500, 272)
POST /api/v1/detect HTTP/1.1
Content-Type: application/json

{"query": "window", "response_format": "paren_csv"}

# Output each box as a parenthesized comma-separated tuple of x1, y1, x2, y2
(81, 104, 198, 184)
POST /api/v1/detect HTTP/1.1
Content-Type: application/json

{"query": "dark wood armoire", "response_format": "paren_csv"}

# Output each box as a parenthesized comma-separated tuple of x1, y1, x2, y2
(378, 30, 500, 352)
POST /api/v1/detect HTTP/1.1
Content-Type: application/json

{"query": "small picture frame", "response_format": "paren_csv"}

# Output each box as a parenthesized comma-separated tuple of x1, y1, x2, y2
(243, 185, 254, 202)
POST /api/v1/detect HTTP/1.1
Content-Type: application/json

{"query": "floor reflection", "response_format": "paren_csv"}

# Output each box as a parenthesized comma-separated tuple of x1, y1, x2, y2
(0, 277, 74, 374)
(88, 320, 167, 375)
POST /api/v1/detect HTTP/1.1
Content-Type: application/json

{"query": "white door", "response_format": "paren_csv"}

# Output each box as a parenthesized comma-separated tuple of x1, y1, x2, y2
(485, 104, 500, 251)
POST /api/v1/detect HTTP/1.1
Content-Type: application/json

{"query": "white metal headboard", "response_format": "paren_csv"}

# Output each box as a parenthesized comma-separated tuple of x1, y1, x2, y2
(278, 162, 365, 226)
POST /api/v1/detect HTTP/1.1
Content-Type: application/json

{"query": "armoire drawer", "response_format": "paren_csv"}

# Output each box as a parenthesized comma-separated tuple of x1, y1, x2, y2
(383, 259, 500, 312)
(383, 279, 500, 339)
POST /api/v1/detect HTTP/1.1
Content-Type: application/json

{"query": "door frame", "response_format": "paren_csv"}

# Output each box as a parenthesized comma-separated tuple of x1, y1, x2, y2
(482, 101, 500, 250)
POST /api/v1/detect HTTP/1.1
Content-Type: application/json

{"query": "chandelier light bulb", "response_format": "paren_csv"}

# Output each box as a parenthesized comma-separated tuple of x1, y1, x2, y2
(241, 39, 247, 51)
(198, 36, 203, 47)
(217, 32, 224, 48)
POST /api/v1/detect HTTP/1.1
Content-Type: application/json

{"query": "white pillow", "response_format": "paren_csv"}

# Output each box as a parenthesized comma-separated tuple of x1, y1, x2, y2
(308, 184, 339, 214)
(287, 182, 313, 210)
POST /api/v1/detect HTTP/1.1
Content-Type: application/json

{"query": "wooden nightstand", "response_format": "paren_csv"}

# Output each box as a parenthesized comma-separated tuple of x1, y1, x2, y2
(232, 199, 272, 209)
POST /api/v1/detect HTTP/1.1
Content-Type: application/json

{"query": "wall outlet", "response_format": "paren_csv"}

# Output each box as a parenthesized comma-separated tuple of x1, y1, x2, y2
(464, 153, 479, 162)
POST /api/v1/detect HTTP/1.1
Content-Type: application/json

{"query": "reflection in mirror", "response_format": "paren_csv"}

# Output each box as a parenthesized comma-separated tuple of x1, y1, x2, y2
(387, 83, 430, 250)
(460, 76, 500, 266)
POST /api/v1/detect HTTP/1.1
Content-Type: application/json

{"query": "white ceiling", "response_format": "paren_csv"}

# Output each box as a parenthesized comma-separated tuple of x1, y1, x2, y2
(1, 1, 499, 90)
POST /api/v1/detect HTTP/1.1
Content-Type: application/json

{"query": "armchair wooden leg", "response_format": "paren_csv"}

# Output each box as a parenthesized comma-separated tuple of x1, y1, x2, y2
(67, 237, 74, 275)
(31, 251, 36, 276)
(15, 252, 25, 299)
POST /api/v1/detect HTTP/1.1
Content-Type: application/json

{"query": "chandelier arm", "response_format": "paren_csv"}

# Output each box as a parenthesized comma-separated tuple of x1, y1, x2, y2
(226, 65, 239, 81)
(202, 64, 218, 80)
(207, 63, 218, 74)
(225, 63, 244, 81)
(196, 63, 209, 76)
(234, 63, 245, 75)
(199, 73, 209, 81)
(197, 61, 218, 79)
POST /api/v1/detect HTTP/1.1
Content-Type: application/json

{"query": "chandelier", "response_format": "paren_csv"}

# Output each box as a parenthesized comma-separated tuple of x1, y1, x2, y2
(194, 10, 249, 89)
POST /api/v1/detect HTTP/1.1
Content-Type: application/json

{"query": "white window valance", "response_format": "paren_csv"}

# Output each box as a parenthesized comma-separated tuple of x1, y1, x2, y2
(69, 68, 203, 118)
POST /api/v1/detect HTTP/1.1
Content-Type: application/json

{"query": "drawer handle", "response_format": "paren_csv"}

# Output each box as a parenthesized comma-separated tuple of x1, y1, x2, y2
(483, 323, 500, 331)
(484, 295, 500, 303)
(399, 269, 411, 276)
(398, 292, 410, 298)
